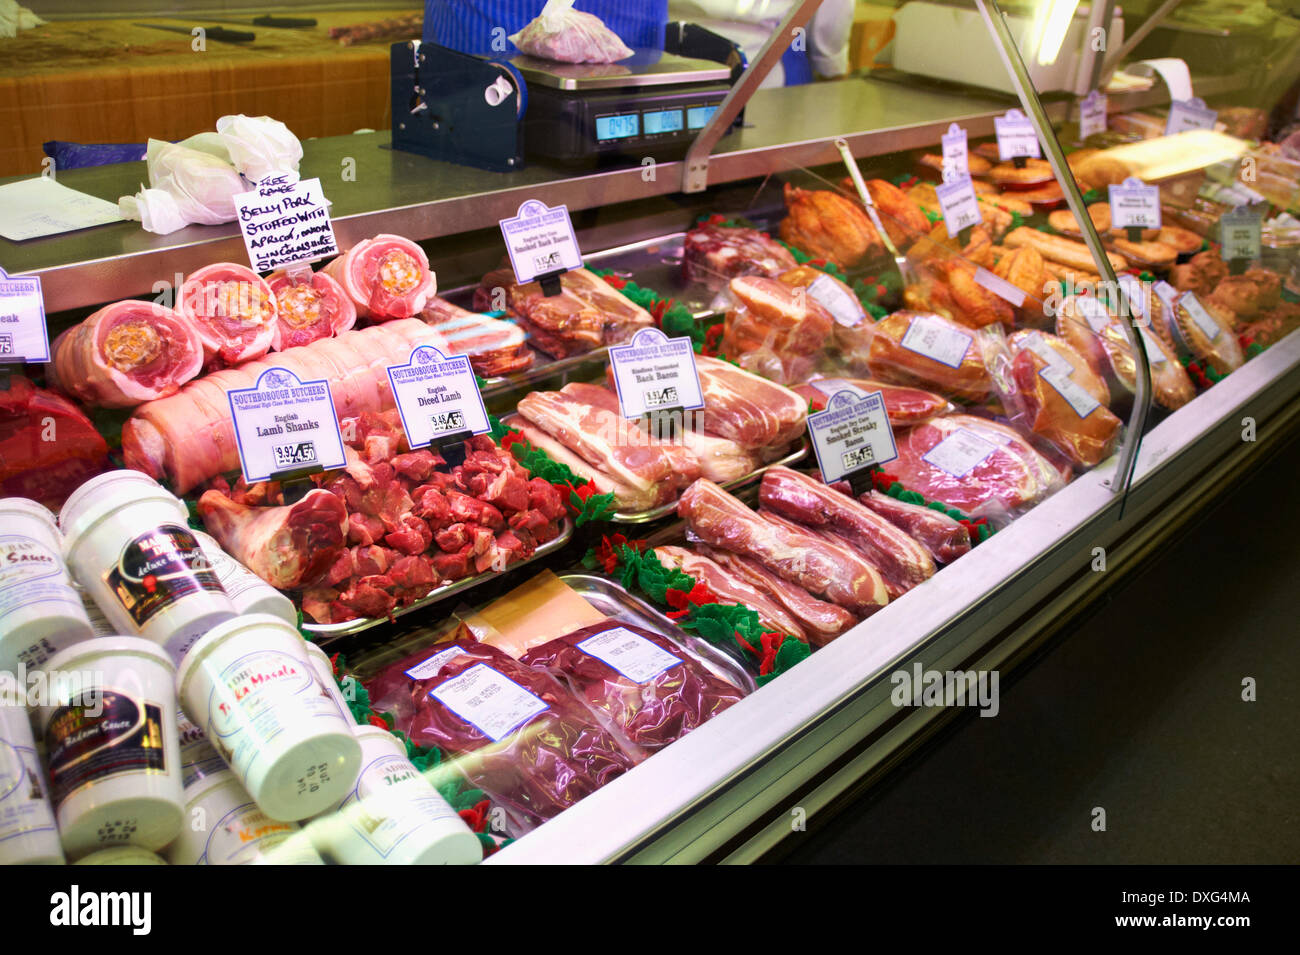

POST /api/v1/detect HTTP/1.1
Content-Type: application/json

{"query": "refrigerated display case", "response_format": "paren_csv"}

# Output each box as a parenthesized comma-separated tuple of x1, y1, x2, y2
(3, 0, 1299, 865)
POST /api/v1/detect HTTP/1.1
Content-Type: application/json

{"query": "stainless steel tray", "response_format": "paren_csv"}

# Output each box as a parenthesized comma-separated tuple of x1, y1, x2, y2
(301, 518, 573, 638)
(499, 411, 808, 523)
(557, 573, 757, 692)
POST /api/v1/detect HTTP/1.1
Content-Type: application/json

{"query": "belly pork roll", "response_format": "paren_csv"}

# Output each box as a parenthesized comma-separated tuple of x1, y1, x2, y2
(321, 234, 436, 320)
(266, 268, 357, 350)
(178, 262, 278, 365)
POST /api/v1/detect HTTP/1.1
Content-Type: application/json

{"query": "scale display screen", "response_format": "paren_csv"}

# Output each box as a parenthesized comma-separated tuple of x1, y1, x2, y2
(687, 105, 720, 129)
(642, 108, 684, 135)
(595, 113, 640, 141)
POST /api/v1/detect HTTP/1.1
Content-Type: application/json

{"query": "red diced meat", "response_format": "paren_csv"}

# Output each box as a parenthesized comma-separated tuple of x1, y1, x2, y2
(364, 434, 402, 464)
(389, 554, 437, 591)
(447, 490, 483, 524)
(414, 487, 451, 527)
(347, 512, 385, 546)
(496, 528, 532, 562)
(352, 544, 392, 577)
(527, 478, 567, 520)
(484, 470, 529, 514)
(533, 519, 561, 545)
(324, 550, 355, 588)
(468, 523, 495, 556)
(393, 450, 438, 483)
(434, 522, 469, 553)
(338, 579, 396, 618)
(360, 483, 413, 527)
(509, 508, 550, 534)
(431, 544, 472, 580)
(385, 514, 431, 555)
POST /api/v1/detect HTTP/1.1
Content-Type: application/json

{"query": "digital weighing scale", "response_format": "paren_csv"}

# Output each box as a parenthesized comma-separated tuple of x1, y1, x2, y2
(512, 49, 735, 162)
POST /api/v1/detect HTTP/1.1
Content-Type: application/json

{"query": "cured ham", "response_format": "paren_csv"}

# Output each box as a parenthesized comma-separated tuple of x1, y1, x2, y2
(758, 466, 936, 599)
(321, 234, 436, 321)
(122, 319, 450, 494)
(197, 488, 347, 590)
(721, 275, 834, 384)
(421, 296, 533, 376)
(858, 491, 971, 565)
(654, 546, 807, 641)
(792, 377, 949, 427)
(48, 300, 202, 408)
(678, 478, 888, 616)
(515, 389, 700, 508)
(865, 311, 993, 403)
(682, 222, 798, 287)
(178, 263, 277, 366)
(266, 268, 357, 351)
(473, 266, 652, 359)
(689, 355, 808, 452)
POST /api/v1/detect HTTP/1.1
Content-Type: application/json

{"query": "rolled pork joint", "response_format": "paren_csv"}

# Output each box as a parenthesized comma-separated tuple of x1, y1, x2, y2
(321, 234, 435, 321)
(197, 487, 347, 590)
(178, 262, 278, 365)
(47, 300, 203, 408)
(265, 268, 357, 351)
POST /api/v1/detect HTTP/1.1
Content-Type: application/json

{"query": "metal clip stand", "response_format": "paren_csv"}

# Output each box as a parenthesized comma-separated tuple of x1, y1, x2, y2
(846, 468, 874, 498)
(432, 430, 474, 470)
(641, 407, 686, 443)
(535, 269, 567, 298)
(0, 362, 21, 392)
(270, 465, 324, 505)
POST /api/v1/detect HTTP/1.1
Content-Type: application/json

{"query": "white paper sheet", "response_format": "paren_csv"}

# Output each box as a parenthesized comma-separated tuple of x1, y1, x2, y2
(0, 177, 125, 241)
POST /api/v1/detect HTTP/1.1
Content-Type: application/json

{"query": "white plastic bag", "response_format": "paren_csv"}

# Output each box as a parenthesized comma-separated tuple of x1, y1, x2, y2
(216, 114, 303, 184)
(509, 0, 633, 64)
(118, 139, 246, 234)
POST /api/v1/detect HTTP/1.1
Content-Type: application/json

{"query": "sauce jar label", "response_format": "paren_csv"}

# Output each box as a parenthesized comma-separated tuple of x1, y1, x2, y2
(44, 693, 168, 808)
(0, 535, 70, 617)
(103, 525, 226, 627)
(0, 739, 57, 839)
(201, 803, 299, 865)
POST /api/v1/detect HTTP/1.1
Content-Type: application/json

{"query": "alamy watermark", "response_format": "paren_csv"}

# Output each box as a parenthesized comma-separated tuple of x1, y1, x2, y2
(890, 663, 1000, 717)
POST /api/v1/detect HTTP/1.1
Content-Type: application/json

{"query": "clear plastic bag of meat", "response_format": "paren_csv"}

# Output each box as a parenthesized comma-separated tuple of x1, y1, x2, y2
(855, 310, 996, 404)
(717, 275, 834, 384)
(365, 638, 641, 837)
(520, 620, 749, 754)
(979, 325, 1123, 471)
(509, 0, 633, 64)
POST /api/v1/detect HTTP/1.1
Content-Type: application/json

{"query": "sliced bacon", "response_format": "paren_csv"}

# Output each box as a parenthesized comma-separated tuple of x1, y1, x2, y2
(655, 545, 807, 641)
(178, 263, 277, 365)
(321, 234, 435, 321)
(48, 300, 202, 408)
(421, 296, 533, 376)
(266, 268, 357, 351)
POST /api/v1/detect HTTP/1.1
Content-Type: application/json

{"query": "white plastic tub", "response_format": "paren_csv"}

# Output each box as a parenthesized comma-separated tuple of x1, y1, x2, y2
(59, 471, 236, 664)
(75, 846, 167, 865)
(39, 637, 184, 859)
(176, 614, 360, 822)
(0, 672, 64, 865)
(301, 641, 356, 726)
(0, 498, 94, 673)
(175, 707, 226, 789)
(167, 770, 324, 865)
(326, 725, 481, 866)
(191, 529, 297, 625)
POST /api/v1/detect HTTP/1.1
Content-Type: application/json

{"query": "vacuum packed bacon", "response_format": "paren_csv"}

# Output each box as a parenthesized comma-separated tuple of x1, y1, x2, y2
(48, 300, 203, 407)
(178, 263, 277, 366)
(421, 296, 532, 376)
(322, 234, 436, 321)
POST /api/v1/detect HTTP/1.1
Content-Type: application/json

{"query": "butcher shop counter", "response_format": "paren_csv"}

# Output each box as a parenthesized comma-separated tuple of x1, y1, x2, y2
(0, 69, 1250, 314)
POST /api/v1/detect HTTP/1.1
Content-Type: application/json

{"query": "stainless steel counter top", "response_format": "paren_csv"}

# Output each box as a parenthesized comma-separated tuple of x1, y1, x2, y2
(0, 71, 1243, 312)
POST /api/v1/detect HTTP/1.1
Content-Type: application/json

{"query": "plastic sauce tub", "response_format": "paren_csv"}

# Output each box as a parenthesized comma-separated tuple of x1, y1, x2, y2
(39, 637, 184, 859)
(301, 641, 356, 726)
(75, 846, 167, 865)
(167, 770, 324, 865)
(191, 529, 297, 625)
(0, 673, 65, 865)
(327, 725, 481, 866)
(0, 498, 94, 674)
(59, 470, 237, 664)
(176, 614, 360, 822)
(176, 707, 225, 789)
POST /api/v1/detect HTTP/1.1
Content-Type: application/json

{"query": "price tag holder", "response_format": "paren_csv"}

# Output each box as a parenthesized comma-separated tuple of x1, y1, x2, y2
(0, 267, 49, 366)
(941, 122, 969, 181)
(386, 345, 490, 455)
(233, 174, 338, 273)
(1108, 176, 1162, 232)
(995, 108, 1041, 162)
(227, 367, 347, 485)
(499, 199, 583, 295)
(608, 328, 704, 437)
(935, 174, 983, 238)
(974, 266, 1026, 308)
(808, 387, 898, 490)
(1078, 90, 1108, 141)
(1220, 204, 1263, 269)
(1165, 97, 1218, 136)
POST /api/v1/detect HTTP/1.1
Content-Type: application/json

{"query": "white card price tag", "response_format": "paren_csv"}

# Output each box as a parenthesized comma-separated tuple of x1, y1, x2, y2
(900, 313, 974, 369)
(974, 266, 1026, 307)
(499, 199, 583, 284)
(1117, 273, 1151, 324)
(1181, 292, 1222, 342)
(941, 122, 969, 181)
(1074, 295, 1112, 334)
(807, 273, 865, 327)
(935, 174, 983, 237)
(430, 664, 549, 742)
(995, 109, 1041, 160)
(1220, 205, 1262, 262)
(1018, 331, 1073, 374)
(1040, 365, 1100, 419)
(234, 174, 338, 273)
(922, 427, 998, 479)
(576, 627, 682, 684)
(1165, 97, 1218, 136)
(1078, 90, 1108, 140)
(387, 345, 490, 449)
(1108, 176, 1162, 230)
(227, 367, 347, 483)
(808, 388, 898, 484)
(0, 267, 49, 363)
(608, 327, 705, 419)
(1138, 325, 1168, 365)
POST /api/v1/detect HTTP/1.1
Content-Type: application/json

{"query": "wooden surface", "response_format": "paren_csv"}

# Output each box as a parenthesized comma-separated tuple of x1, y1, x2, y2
(0, 10, 418, 177)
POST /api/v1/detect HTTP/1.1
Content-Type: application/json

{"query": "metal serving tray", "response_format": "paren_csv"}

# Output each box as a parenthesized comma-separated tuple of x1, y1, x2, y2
(301, 518, 572, 639)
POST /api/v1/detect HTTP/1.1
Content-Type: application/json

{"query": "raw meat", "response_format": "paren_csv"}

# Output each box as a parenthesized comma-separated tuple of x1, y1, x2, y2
(474, 266, 652, 359)
(122, 319, 450, 494)
(509, 2, 633, 64)
(321, 234, 436, 321)
(858, 491, 971, 565)
(888, 415, 1064, 522)
(682, 223, 798, 287)
(515, 389, 700, 508)
(522, 620, 745, 752)
(721, 275, 834, 383)
(758, 466, 935, 599)
(690, 355, 808, 452)
(701, 546, 857, 646)
(197, 488, 347, 589)
(792, 377, 949, 427)
(178, 262, 277, 365)
(560, 382, 759, 484)
(655, 545, 807, 640)
(374, 638, 639, 836)
(48, 300, 202, 407)
(678, 478, 888, 616)
(509, 419, 655, 512)
(265, 268, 357, 351)
(779, 183, 882, 269)
(0, 376, 109, 510)
(865, 311, 993, 403)
(421, 296, 532, 376)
